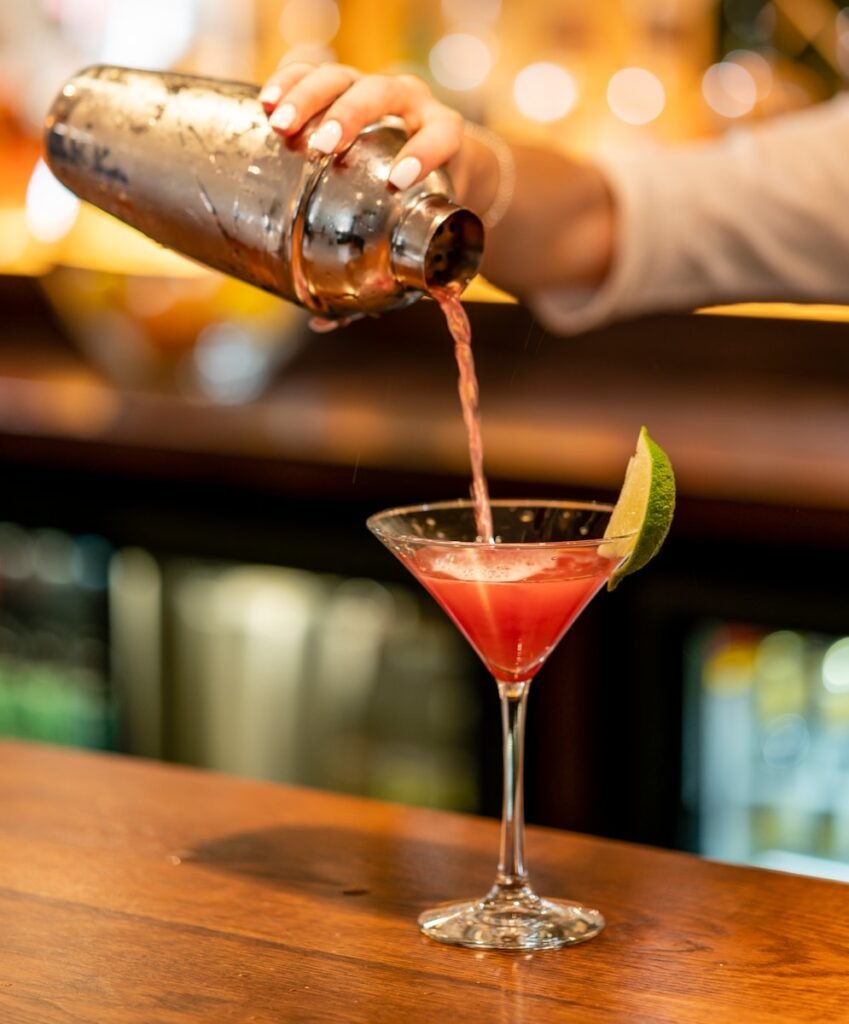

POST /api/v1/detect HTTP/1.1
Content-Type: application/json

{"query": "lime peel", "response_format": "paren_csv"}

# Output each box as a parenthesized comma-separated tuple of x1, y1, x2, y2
(604, 426, 675, 590)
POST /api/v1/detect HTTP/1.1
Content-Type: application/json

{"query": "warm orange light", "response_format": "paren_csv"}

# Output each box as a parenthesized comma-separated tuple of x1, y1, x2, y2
(278, 0, 340, 46)
(440, 0, 501, 27)
(699, 303, 849, 323)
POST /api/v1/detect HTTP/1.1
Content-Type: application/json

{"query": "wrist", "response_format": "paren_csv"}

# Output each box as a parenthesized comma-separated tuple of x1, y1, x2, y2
(460, 123, 516, 230)
(574, 163, 615, 288)
(449, 130, 503, 224)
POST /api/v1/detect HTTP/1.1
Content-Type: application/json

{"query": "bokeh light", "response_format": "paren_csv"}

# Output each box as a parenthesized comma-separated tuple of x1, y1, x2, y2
(702, 60, 758, 118)
(724, 49, 773, 100)
(429, 33, 493, 92)
(193, 322, 272, 405)
(96, 0, 197, 68)
(823, 637, 849, 694)
(512, 62, 578, 123)
(606, 67, 666, 125)
(26, 159, 80, 244)
(278, 0, 340, 47)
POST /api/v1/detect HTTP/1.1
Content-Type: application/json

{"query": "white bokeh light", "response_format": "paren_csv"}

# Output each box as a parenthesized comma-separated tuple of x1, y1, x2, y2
(429, 33, 492, 92)
(725, 49, 773, 99)
(606, 67, 666, 126)
(26, 158, 80, 244)
(278, 0, 340, 47)
(512, 62, 578, 123)
(702, 61, 758, 118)
(823, 637, 849, 693)
(98, 0, 198, 68)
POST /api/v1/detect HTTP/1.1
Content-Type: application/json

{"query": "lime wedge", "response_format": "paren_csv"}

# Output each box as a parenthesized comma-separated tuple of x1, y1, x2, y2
(604, 426, 675, 590)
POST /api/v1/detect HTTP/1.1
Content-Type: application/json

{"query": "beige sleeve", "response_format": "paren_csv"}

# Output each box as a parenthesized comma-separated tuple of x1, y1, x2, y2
(530, 95, 849, 335)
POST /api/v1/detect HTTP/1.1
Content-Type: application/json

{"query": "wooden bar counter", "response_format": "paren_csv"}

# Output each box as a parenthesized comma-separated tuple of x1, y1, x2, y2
(2, 742, 848, 1022)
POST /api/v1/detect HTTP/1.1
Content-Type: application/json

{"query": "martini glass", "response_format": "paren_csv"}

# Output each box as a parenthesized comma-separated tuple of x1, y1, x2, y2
(367, 498, 635, 951)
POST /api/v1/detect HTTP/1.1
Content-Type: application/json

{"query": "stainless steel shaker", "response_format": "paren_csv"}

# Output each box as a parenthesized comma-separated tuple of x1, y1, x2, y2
(43, 66, 484, 319)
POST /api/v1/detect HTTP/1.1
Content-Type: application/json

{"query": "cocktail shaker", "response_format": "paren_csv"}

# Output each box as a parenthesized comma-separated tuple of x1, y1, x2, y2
(43, 66, 484, 319)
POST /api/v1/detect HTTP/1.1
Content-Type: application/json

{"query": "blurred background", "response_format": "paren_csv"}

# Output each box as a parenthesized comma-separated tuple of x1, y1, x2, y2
(2, 0, 849, 885)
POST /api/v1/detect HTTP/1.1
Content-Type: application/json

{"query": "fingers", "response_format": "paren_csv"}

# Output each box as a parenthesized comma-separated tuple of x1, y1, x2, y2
(258, 62, 315, 113)
(388, 107, 465, 189)
(260, 62, 466, 192)
(307, 73, 464, 188)
(310, 74, 423, 153)
(266, 63, 360, 136)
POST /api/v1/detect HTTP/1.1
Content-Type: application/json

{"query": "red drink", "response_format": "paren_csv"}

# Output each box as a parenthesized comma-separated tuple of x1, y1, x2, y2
(431, 285, 493, 543)
(406, 545, 616, 684)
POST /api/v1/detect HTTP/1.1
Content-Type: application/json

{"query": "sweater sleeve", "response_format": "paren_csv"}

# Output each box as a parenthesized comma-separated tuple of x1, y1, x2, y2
(530, 94, 849, 335)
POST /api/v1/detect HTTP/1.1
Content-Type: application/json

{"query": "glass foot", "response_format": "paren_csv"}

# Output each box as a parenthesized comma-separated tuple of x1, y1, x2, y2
(418, 886, 604, 951)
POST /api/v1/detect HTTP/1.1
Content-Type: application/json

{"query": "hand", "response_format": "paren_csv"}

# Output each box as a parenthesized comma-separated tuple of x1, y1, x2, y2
(259, 61, 465, 192)
(258, 59, 615, 301)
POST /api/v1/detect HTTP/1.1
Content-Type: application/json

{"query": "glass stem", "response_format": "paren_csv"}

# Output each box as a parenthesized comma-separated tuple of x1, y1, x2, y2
(494, 679, 531, 894)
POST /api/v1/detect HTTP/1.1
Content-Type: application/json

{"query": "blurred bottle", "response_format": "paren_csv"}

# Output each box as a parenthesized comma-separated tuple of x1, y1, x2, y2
(0, 523, 113, 749)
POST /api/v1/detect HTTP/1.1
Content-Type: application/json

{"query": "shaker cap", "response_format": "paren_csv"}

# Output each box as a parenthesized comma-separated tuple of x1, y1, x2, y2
(391, 194, 484, 293)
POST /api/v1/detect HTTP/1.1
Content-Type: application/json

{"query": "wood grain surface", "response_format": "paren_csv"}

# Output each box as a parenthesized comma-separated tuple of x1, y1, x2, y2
(1, 740, 848, 1023)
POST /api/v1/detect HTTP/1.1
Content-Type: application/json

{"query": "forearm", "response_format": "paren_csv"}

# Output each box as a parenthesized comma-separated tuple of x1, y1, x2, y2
(452, 136, 614, 301)
(529, 95, 849, 334)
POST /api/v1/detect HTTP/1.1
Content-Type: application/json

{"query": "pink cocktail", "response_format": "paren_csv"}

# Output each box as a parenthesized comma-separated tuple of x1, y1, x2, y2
(409, 545, 612, 684)
(368, 498, 635, 950)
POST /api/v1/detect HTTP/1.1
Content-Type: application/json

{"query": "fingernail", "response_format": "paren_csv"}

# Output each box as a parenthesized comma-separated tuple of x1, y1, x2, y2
(389, 156, 422, 190)
(269, 103, 296, 131)
(309, 119, 343, 154)
(259, 84, 282, 107)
